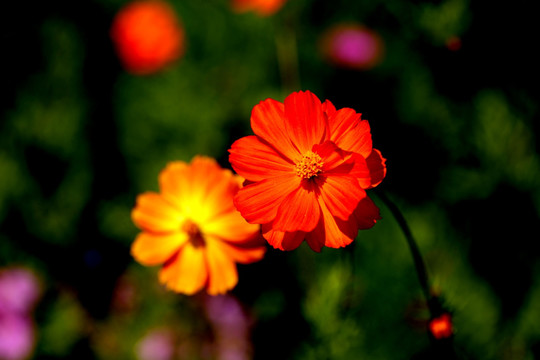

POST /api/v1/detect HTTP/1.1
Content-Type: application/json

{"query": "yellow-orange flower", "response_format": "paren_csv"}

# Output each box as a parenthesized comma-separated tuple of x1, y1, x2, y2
(131, 156, 266, 295)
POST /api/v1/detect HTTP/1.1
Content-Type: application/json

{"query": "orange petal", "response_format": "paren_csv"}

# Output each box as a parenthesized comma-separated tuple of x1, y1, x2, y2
(205, 239, 239, 295)
(234, 175, 300, 225)
(328, 108, 373, 158)
(304, 228, 325, 252)
(272, 180, 320, 232)
(251, 98, 300, 161)
(322, 99, 337, 116)
(158, 161, 189, 204)
(131, 231, 188, 266)
(317, 175, 366, 221)
(199, 170, 240, 221)
(131, 192, 183, 232)
(209, 237, 266, 264)
(284, 91, 328, 154)
(262, 224, 305, 251)
(160, 157, 236, 222)
(353, 196, 381, 230)
(366, 149, 387, 189)
(158, 243, 208, 295)
(306, 199, 357, 250)
(229, 135, 294, 182)
(202, 210, 261, 244)
(322, 151, 372, 189)
(313, 140, 351, 169)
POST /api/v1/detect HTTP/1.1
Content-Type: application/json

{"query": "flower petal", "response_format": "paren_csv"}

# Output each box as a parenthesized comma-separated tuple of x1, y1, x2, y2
(131, 231, 188, 266)
(320, 149, 372, 189)
(131, 192, 183, 233)
(317, 175, 367, 221)
(328, 108, 373, 158)
(202, 210, 261, 244)
(234, 175, 300, 225)
(251, 98, 300, 161)
(272, 180, 321, 232)
(229, 135, 294, 182)
(313, 141, 371, 188)
(322, 99, 336, 116)
(313, 140, 351, 170)
(306, 199, 358, 250)
(205, 239, 239, 295)
(158, 243, 207, 295)
(366, 149, 387, 189)
(209, 236, 266, 264)
(284, 91, 328, 154)
(159, 157, 226, 222)
(262, 224, 305, 251)
(354, 196, 381, 229)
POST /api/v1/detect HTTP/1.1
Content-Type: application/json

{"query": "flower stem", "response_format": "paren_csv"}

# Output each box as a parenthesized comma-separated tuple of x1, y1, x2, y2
(375, 190, 432, 307)
(274, 17, 300, 94)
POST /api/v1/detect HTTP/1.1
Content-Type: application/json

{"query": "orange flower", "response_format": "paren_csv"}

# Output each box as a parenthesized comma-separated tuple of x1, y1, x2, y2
(110, 0, 184, 75)
(231, 0, 287, 16)
(131, 156, 266, 295)
(229, 91, 386, 252)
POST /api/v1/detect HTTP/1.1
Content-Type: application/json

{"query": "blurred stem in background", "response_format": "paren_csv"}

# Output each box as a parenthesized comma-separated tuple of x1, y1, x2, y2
(274, 17, 300, 94)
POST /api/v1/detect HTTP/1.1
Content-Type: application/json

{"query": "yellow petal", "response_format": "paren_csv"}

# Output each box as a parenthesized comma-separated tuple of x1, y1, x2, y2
(131, 192, 183, 232)
(202, 210, 260, 244)
(158, 243, 207, 295)
(205, 239, 238, 295)
(131, 231, 188, 266)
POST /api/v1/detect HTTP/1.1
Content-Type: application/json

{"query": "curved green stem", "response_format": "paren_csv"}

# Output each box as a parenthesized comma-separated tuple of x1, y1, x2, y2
(376, 190, 432, 307)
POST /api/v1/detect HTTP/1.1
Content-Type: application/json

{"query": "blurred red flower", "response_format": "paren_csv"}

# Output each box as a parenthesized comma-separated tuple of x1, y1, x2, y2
(131, 156, 266, 295)
(429, 313, 453, 339)
(229, 91, 386, 252)
(231, 0, 287, 16)
(110, 0, 184, 75)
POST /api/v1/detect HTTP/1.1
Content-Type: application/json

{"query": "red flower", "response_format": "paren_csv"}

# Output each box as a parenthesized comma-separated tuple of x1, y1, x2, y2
(110, 0, 184, 75)
(131, 156, 266, 295)
(229, 91, 386, 252)
(429, 313, 453, 339)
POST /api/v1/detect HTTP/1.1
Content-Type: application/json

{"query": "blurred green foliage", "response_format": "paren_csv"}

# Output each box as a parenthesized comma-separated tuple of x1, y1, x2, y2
(1, 0, 539, 359)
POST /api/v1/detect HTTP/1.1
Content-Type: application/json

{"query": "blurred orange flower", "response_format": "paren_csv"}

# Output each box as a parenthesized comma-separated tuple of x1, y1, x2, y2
(131, 156, 266, 295)
(231, 0, 287, 16)
(229, 91, 386, 252)
(110, 0, 184, 75)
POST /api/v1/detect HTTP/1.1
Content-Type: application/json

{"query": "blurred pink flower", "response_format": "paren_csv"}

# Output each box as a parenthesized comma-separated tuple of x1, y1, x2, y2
(135, 328, 175, 360)
(321, 24, 384, 70)
(205, 295, 251, 360)
(0, 267, 41, 315)
(0, 314, 35, 360)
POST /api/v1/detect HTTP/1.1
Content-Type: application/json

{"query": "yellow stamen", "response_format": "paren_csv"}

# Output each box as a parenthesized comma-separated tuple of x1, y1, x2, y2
(295, 151, 323, 179)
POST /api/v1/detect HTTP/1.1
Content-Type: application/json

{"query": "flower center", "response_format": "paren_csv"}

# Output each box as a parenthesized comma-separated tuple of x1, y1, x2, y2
(295, 151, 323, 179)
(181, 219, 205, 247)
